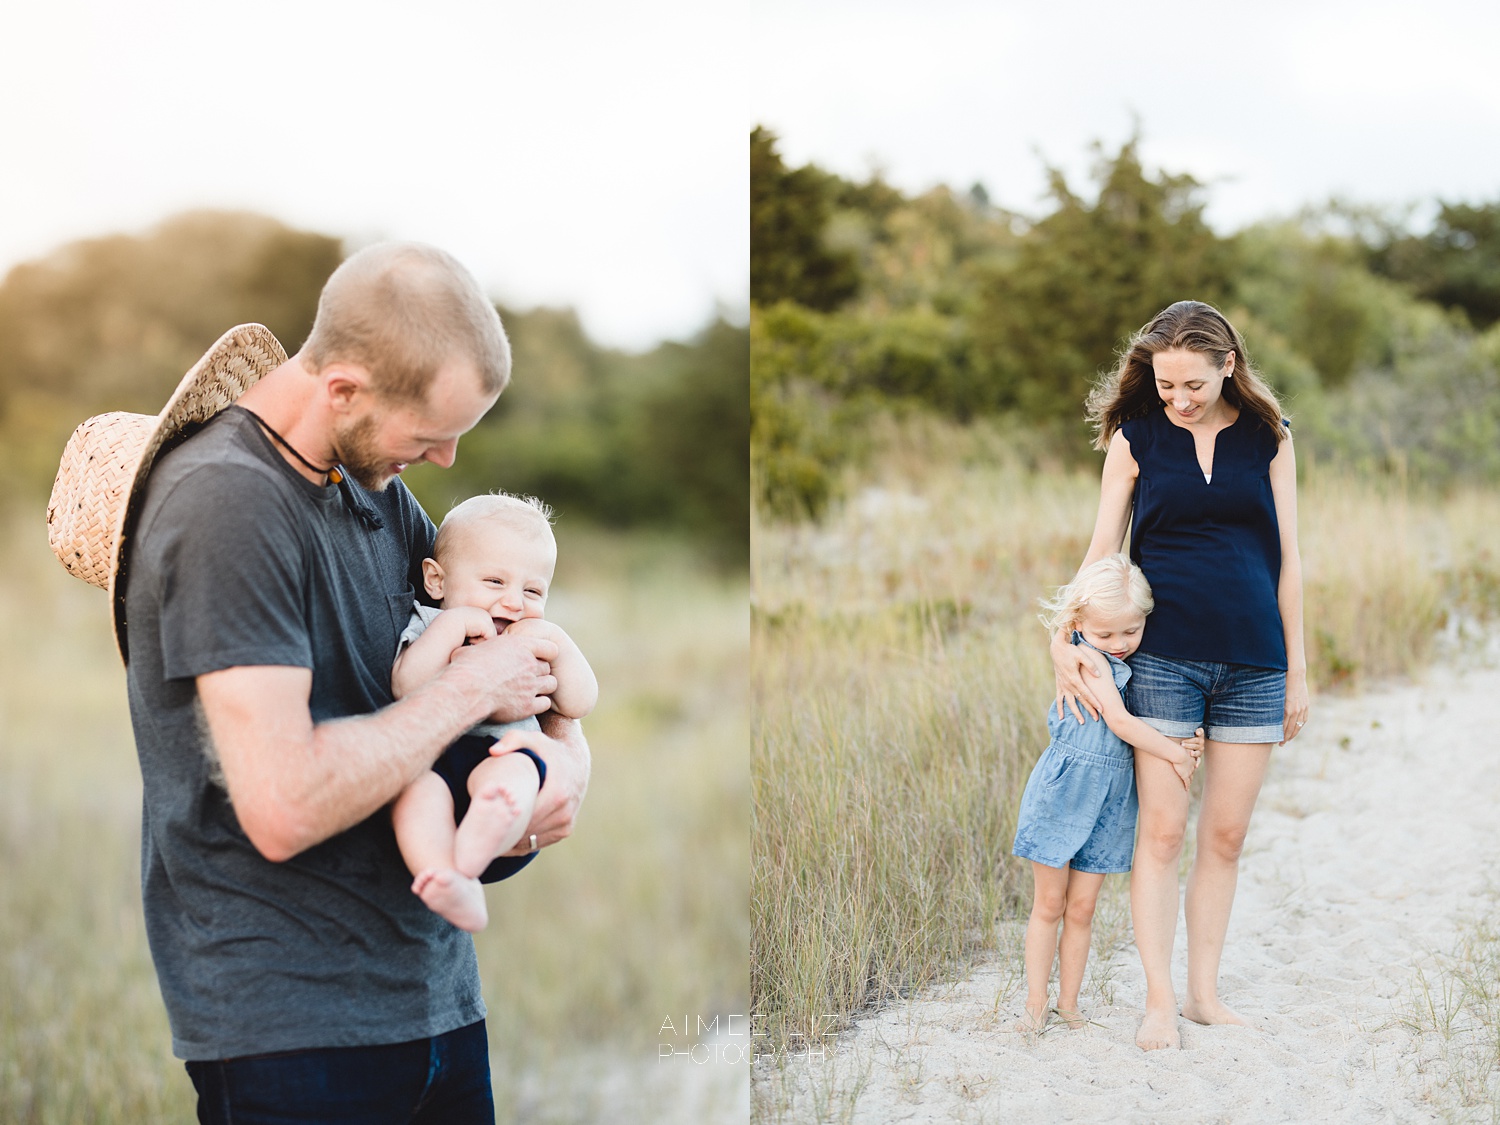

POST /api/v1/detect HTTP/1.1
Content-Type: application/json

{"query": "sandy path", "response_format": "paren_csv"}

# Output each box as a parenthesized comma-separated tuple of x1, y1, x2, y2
(759, 650, 1500, 1123)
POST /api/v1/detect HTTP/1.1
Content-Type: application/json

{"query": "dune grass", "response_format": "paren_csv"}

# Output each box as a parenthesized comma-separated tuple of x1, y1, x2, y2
(751, 414, 1500, 1056)
(1396, 885, 1500, 1121)
(0, 515, 747, 1124)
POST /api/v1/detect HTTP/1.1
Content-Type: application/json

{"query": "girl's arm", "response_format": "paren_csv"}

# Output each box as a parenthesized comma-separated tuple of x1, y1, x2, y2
(1269, 430, 1309, 745)
(504, 619, 598, 719)
(1052, 431, 1139, 722)
(392, 607, 498, 699)
(1078, 648, 1197, 789)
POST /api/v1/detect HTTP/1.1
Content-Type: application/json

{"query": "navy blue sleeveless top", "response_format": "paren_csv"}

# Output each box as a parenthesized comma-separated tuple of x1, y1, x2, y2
(1120, 407, 1287, 670)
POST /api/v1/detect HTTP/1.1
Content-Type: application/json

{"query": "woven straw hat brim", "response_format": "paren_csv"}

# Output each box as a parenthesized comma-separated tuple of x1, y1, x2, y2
(45, 323, 287, 663)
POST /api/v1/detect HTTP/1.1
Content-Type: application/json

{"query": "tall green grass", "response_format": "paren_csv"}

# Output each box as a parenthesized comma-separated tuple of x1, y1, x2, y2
(751, 414, 1500, 1052)
(0, 516, 747, 1123)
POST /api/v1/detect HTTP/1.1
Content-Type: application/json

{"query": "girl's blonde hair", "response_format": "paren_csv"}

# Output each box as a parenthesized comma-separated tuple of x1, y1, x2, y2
(1039, 553, 1154, 634)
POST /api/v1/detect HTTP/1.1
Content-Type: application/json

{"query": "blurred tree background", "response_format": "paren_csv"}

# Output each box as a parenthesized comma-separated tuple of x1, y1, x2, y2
(751, 127, 1500, 519)
(0, 211, 748, 565)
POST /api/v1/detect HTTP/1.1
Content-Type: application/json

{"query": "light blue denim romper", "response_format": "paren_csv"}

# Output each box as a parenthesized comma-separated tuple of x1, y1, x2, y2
(1011, 633, 1139, 874)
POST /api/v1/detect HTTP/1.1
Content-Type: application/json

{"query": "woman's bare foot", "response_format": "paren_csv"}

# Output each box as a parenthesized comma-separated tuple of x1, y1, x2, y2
(453, 757, 538, 878)
(1181, 997, 1249, 1027)
(1136, 1007, 1180, 1050)
(1014, 1001, 1049, 1034)
(1053, 1007, 1087, 1030)
(412, 867, 488, 932)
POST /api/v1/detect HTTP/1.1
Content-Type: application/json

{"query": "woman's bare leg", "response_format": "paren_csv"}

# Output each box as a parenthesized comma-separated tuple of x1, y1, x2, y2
(1131, 746, 1192, 1050)
(1182, 740, 1272, 1026)
(1055, 869, 1106, 1026)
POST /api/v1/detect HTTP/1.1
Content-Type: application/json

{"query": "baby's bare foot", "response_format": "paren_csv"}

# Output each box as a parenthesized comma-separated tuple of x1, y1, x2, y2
(412, 868, 488, 932)
(1136, 1007, 1180, 1051)
(1181, 997, 1249, 1027)
(454, 762, 537, 878)
(1053, 1007, 1087, 1030)
(1014, 1001, 1049, 1034)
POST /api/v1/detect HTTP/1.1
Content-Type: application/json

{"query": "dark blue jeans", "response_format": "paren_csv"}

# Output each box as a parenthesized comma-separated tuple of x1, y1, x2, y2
(186, 1019, 493, 1124)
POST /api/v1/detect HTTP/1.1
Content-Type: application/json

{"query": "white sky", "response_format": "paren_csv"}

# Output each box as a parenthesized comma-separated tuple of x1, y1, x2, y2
(1, 0, 747, 351)
(753, 0, 1500, 232)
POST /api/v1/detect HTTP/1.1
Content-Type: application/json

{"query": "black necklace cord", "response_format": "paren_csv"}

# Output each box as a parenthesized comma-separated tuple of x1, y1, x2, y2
(337, 474, 386, 531)
(237, 406, 383, 531)
(239, 407, 344, 484)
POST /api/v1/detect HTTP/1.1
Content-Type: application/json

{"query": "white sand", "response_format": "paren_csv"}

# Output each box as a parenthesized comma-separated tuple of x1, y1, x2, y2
(758, 649, 1500, 1123)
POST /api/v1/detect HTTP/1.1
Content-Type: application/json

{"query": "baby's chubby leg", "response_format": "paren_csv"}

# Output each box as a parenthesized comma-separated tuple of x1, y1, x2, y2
(393, 771, 460, 879)
(453, 751, 542, 878)
(392, 771, 488, 931)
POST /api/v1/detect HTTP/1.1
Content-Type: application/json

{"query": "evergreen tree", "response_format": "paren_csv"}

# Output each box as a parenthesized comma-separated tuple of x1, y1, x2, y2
(971, 140, 1235, 427)
(750, 128, 860, 310)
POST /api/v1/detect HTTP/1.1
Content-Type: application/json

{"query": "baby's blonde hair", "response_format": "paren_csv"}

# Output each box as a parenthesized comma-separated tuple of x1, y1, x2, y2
(1039, 553, 1154, 634)
(433, 491, 555, 564)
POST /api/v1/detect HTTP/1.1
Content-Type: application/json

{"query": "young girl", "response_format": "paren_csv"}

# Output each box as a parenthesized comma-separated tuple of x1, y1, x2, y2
(1012, 554, 1203, 1033)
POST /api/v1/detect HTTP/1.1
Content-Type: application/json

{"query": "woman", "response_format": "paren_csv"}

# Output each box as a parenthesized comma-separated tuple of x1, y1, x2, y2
(1051, 300, 1309, 1051)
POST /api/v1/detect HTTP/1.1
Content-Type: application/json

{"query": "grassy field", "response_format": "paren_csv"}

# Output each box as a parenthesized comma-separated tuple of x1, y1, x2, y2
(0, 511, 748, 1123)
(751, 414, 1500, 1058)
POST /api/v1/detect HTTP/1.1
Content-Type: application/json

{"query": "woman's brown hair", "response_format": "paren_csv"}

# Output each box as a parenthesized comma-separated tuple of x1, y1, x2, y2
(1085, 300, 1287, 451)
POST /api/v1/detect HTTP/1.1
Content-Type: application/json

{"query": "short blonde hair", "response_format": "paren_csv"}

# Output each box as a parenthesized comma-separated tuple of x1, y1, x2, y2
(301, 242, 511, 403)
(433, 491, 555, 565)
(1039, 553, 1154, 634)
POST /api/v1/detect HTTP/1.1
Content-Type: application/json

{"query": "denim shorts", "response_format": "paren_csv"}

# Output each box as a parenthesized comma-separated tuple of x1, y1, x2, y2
(1012, 743, 1138, 874)
(1125, 652, 1286, 744)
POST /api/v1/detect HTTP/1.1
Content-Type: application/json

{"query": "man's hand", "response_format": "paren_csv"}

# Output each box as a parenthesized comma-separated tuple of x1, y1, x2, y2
(445, 631, 559, 725)
(491, 714, 590, 853)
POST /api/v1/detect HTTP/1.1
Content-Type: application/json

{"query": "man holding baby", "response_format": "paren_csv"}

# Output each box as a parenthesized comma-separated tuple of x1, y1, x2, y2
(52, 243, 586, 1122)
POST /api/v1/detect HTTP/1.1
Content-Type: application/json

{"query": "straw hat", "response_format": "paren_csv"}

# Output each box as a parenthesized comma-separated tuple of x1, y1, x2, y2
(46, 323, 288, 662)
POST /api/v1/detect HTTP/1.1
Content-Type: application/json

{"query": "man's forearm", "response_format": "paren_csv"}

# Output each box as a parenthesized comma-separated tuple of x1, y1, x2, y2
(295, 674, 489, 847)
(203, 633, 559, 862)
(203, 665, 495, 862)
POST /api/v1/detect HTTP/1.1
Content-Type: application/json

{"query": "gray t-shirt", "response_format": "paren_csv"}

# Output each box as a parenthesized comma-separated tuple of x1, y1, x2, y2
(123, 406, 484, 1060)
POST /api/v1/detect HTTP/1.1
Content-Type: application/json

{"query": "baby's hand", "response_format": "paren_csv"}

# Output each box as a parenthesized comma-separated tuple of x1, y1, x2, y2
(450, 606, 500, 646)
(501, 617, 562, 643)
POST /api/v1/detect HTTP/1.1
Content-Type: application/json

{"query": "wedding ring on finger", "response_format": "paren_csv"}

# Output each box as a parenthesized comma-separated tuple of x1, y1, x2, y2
(529, 834, 538, 853)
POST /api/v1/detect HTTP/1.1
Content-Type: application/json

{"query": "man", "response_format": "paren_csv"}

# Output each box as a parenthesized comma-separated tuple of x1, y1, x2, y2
(113, 244, 587, 1121)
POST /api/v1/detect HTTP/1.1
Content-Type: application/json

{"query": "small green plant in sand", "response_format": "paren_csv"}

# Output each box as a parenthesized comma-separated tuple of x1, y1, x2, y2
(1395, 895, 1500, 1122)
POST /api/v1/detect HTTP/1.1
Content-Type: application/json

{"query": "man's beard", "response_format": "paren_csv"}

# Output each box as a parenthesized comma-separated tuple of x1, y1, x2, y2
(332, 412, 397, 492)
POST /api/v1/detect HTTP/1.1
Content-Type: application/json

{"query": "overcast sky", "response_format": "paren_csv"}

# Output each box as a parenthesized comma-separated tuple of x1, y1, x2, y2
(2, 1, 747, 351)
(753, 0, 1500, 232)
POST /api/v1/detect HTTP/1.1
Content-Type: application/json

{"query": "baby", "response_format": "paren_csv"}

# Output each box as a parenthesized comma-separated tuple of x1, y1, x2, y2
(390, 493, 598, 931)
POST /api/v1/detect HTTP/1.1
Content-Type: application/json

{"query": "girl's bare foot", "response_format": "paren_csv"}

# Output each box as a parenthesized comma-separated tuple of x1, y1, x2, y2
(1014, 1001, 1049, 1034)
(1053, 1007, 1087, 1030)
(1136, 1007, 1180, 1050)
(1181, 997, 1249, 1027)
(412, 867, 488, 932)
(454, 759, 537, 878)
